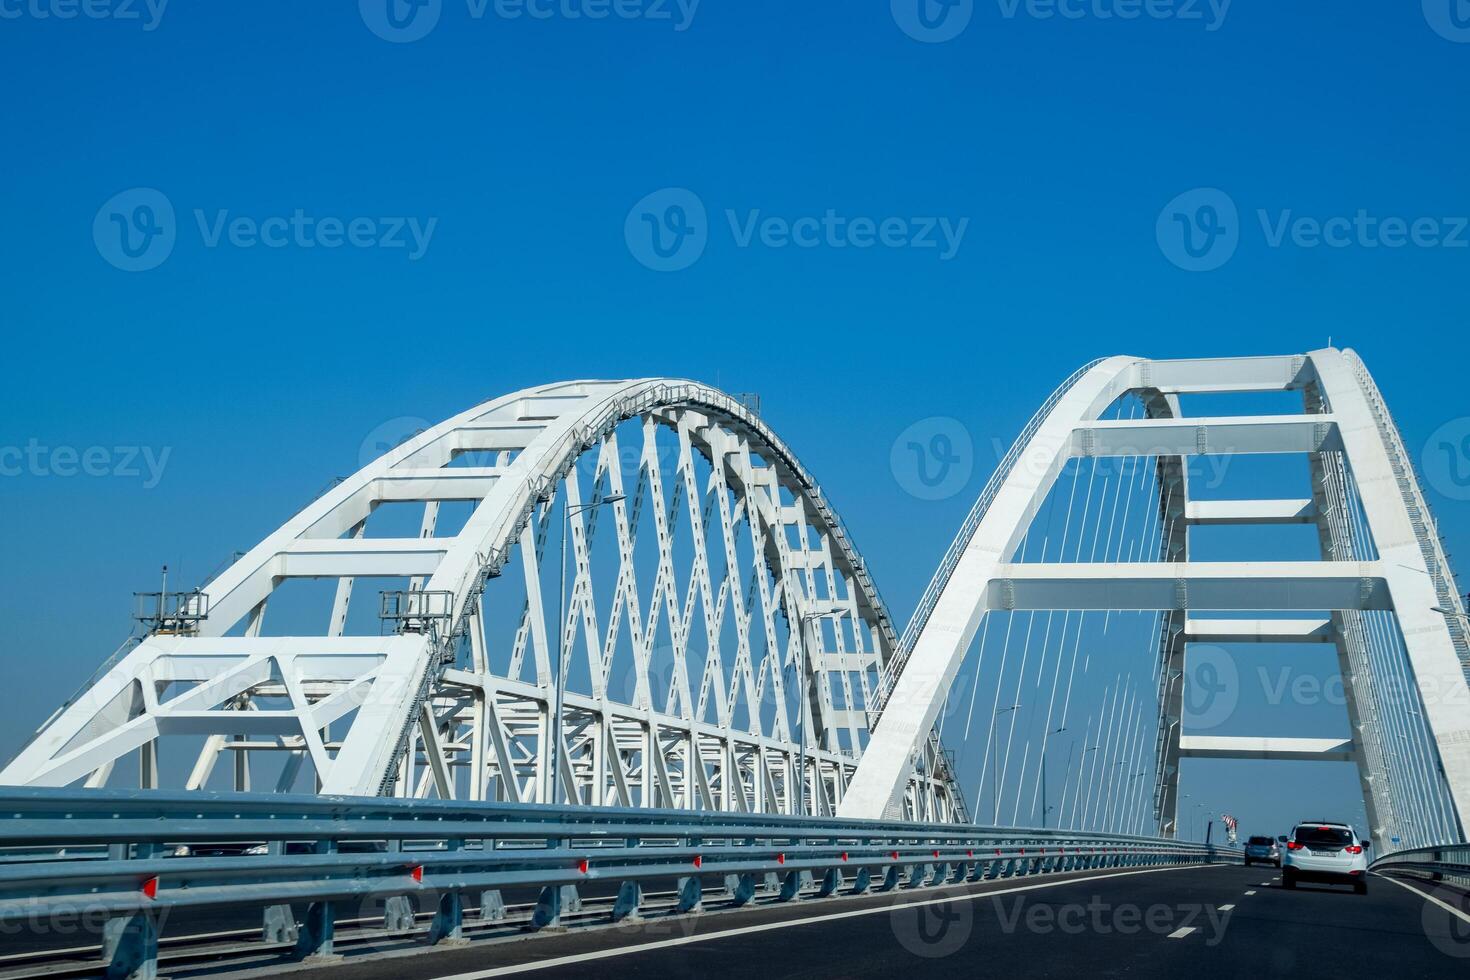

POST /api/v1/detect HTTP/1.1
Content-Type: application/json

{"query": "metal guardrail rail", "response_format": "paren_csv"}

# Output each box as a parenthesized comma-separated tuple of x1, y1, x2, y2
(1371, 843, 1470, 891)
(0, 788, 1237, 979)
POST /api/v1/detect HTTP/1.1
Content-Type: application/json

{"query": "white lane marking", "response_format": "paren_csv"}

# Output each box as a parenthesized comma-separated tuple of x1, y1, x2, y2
(1218, 904, 1235, 911)
(1168, 926, 1198, 939)
(1378, 874, 1470, 927)
(1244, 890, 1257, 896)
(1259, 881, 1272, 886)
(430, 864, 1226, 978)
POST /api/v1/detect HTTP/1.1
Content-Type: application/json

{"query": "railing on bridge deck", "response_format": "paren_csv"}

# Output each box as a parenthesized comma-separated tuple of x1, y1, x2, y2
(0, 788, 1237, 980)
(1371, 843, 1470, 892)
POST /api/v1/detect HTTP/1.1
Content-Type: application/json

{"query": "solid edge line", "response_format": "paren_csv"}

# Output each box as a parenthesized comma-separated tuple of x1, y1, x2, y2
(434, 863, 1226, 979)
(1376, 873, 1470, 926)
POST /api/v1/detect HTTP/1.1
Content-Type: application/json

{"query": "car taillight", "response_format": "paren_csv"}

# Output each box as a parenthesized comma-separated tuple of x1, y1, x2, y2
(1286, 841, 1303, 850)
(1345, 845, 1363, 854)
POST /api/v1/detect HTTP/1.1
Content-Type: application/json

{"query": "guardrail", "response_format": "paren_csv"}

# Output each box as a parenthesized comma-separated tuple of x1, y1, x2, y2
(1371, 843, 1470, 891)
(0, 788, 1237, 979)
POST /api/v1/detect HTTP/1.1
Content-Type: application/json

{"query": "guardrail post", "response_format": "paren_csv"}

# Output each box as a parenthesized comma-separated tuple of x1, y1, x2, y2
(103, 911, 159, 980)
(294, 901, 337, 962)
(429, 891, 466, 945)
(724, 873, 757, 907)
(478, 890, 506, 922)
(612, 881, 644, 922)
(675, 875, 703, 913)
(263, 903, 300, 943)
(383, 895, 416, 932)
(816, 867, 841, 898)
(852, 867, 872, 895)
(778, 870, 812, 901)
(531, 885, 565, 931)
(875, 865, 901, 892)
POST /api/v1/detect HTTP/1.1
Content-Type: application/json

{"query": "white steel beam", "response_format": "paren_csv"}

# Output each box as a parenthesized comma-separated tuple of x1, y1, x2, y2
(1179, 735, 1355, 762)
(984, 562, 1390, 612)
(1185, 499, 1317, 525)
(1127, 355, 1313, 395)
(1184, 618, 1336, 644)
(1073, 416, 1341, 458)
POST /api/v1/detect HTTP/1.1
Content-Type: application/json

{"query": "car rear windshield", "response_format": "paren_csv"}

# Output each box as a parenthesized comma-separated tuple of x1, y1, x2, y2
(1294, 825, 1353, 846)
(1247, 836, 1273, 845)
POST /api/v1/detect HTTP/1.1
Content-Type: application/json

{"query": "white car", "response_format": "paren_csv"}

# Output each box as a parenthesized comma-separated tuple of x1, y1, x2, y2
(1281, 821, 1370, 894)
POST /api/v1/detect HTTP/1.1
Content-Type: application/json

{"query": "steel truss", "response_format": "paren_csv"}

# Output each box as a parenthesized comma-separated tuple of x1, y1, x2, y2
(1, 381, 963, 821)
(844, 350, 1470, 851)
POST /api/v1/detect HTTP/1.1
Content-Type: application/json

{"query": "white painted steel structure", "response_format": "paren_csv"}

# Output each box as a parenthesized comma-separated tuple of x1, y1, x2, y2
(842, 350, 1470, 854)
(0, 381, 963, 821)
(3, 351, 1467, 855)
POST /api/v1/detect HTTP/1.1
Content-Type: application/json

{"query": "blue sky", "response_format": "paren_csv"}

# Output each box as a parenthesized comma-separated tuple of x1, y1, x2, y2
(2, 2, 1468, 839)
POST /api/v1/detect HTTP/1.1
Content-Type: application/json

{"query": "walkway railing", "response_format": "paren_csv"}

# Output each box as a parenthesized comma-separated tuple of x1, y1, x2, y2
(1371, 843, 1470, 891)
(0, 788, 1236, 979)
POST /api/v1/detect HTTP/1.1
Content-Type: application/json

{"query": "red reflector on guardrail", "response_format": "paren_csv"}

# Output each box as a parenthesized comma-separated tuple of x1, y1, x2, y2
(777, 853, 785, 864)
(411, 866, 424, 883)
(890, 851, 899, 861)
(693, 856, 702, 869)
(932, 850, 940, 859)
(841, 852, 848, 862)
(578, 859, 589, 874)
(141, 877, 158, 899)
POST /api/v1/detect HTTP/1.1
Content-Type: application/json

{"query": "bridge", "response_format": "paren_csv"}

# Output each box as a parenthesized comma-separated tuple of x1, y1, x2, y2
(1, 349, 1467, 977)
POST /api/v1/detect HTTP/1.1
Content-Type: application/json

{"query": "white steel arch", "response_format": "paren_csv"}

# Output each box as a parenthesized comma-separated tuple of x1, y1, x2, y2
(842, 350, 1470, 852)
(1, 380, 964, 820)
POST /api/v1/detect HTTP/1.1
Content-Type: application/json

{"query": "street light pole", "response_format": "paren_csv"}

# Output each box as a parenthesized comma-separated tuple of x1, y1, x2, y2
(550, 493, 623, 806)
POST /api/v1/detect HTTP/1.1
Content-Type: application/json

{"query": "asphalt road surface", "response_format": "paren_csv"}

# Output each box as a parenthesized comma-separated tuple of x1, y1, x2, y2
(255, 863, 1470, 980)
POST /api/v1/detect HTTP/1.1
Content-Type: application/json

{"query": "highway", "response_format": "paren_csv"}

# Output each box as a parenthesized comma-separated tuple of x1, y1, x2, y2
(264, 864, 1470, 979)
